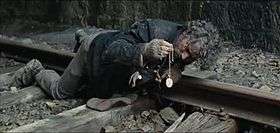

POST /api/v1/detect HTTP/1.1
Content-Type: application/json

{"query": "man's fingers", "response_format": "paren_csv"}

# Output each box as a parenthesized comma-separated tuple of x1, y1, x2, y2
(161, 51, 169, 56)
(160, 46, 173, 52)
(159, 40, 173, 47)
(163, 42, 174, 52)
(158, 41, 173, 58)
(154, 50, 168, 59)
(146, 39, 174, 60)
(159, 46, 170, 55)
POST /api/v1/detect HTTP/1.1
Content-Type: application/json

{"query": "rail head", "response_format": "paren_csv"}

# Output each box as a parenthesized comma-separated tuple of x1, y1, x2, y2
(176, 75, 280, 106)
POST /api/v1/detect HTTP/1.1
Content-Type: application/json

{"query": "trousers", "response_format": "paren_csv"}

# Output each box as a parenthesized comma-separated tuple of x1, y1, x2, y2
(36, 29, 112, 99)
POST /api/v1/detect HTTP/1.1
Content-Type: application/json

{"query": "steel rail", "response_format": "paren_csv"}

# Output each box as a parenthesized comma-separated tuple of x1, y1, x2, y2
(162, 76, 280, 128)
(0, 37, 280, 128)
(0, 37, 75, 72)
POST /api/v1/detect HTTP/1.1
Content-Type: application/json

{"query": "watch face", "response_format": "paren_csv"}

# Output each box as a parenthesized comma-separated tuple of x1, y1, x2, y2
(137, 75, 143, 80)
(166, 78, 173, 88)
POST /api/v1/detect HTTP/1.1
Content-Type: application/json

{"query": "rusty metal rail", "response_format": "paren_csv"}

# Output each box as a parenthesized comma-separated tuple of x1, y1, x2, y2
(1, 37, 280, 128)
(0, 37, 75, 72)
(162, 76, 280, 128)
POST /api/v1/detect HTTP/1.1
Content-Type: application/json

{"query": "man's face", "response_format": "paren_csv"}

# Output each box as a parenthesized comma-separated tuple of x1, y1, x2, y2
(175, 35, 202, 65)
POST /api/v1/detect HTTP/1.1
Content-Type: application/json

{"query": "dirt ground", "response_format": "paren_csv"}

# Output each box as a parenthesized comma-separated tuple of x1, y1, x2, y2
(0, 99, 84, 131)
(189, 41, 280, 94)
(112, 109, 167, 132)
(103, 107, 180, 132)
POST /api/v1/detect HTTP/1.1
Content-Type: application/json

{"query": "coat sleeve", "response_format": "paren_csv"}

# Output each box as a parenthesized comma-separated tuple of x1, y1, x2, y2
(102, 38, 146, 67)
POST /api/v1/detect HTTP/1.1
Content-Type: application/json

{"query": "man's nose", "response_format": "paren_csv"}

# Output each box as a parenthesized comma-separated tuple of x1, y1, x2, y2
(181, 52, 190, 60)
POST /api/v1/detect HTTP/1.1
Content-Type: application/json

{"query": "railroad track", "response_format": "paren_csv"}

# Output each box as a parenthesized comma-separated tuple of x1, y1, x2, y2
(0, 38, 74, 72)
(0, 38, 280, 129)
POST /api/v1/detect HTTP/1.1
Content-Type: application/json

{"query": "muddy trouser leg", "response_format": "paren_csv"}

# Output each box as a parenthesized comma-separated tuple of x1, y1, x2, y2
(36, 38, 89, 99)
(36, 29, 114, 99)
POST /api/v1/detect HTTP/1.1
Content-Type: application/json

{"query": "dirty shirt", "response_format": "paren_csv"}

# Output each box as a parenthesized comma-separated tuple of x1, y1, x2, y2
(86, 19, 184, 98)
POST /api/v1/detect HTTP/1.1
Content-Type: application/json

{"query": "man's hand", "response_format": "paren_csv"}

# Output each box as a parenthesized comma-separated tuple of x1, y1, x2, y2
(143, 39, 173, 60)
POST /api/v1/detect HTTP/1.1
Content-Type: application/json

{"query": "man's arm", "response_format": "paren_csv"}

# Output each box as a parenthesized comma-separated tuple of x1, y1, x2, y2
(102, 38, 173, 67)
(102, 39, 144, 66)
(130, 19, 183, 43)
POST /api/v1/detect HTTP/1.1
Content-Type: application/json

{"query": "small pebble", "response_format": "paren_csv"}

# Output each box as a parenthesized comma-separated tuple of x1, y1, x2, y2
(259, 85, 272, 92)
(103, 125, 117, 132)
(252, 71, 260, 78)
(10, 87, 18, 93)
(141, 111, 150, 118)
(21, 38, 33, 45)
(252, 82, 261, 89)
(141, 124, 153, 132)
(159, 107, 179, 124)
(45, 101, 57, 109)
(235, 70, 245, 76)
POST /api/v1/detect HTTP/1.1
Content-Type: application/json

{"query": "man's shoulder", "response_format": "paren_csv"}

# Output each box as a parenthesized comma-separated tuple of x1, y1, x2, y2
(128, 19, 184, 42)
(138, 19, 183, 27)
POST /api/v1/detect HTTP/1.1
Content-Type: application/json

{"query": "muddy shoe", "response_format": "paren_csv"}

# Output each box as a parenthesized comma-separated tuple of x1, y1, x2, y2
(87, 94, 138, 111)
(13, 59, 44, 87)
(86, 97, 133, 111)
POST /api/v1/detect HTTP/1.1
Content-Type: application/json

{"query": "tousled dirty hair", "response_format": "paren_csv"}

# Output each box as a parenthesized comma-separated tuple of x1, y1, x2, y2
(180, 20, 223, 70)
(178, 28, 208, 59)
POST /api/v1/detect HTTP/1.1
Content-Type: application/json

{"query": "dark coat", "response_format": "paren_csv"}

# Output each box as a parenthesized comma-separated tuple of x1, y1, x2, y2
(86, 19, 185, 98)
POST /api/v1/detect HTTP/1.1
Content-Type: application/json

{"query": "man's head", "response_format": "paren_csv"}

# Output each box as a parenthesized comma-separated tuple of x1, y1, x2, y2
(174, 30, 205, 65)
